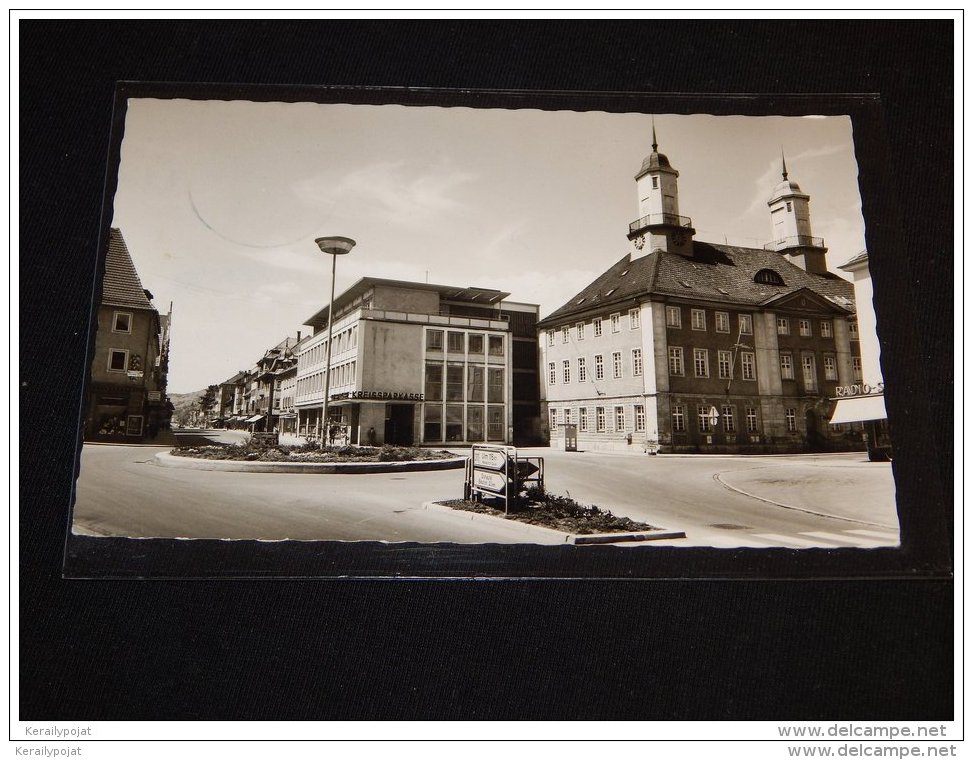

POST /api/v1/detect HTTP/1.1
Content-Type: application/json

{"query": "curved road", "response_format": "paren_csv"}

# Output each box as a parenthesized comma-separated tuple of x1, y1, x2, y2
(71, 433, 898, 547)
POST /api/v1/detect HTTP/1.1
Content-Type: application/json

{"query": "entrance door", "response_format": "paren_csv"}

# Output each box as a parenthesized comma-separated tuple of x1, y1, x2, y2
(384, 404, 415, 446)
(805, 409, 823, 452)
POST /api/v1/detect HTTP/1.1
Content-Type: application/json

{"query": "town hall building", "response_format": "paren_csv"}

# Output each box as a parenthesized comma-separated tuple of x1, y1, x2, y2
(537, 129, 864, 454)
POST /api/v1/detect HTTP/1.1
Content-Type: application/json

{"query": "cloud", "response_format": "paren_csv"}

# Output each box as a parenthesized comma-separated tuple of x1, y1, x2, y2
(480, 219, 530, 261)
(294, 160, 478, 228)
(743, 143, 849, 216)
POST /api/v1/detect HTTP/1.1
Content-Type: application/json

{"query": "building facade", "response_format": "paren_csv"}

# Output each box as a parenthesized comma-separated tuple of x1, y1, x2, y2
(294, 278, 541, 446)
(831, 251, 891, 459)
(84, 228, 172, 442)
(537, 133, 864, 454)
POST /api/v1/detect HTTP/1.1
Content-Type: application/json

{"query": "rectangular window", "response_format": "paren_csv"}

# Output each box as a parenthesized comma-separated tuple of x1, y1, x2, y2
(108, 349, 128, 372)
(596, 407, 606, 432)
(447, 331, 465, 352)
(849, 320, 859, 337)
(632, 348, 643, 377)
(746, 407, 759, 433)
(785, 408, 797, 433)
(824, 355, 837, 381)
(424, 404, 442, 441)
(446, 364, 464, 401)
(777, 317, 790, 335)
(546, 329, 555, 347)
(694, 348, 709, 377)
(467, 406, 484, 442)
(576, 322, 585, 340)
(468, 334, 485, 355)
(445, 404, 464, 442)
(488, 368, 504, 403)
(722, 405, 735, 433)
(427, 330, 444, 351)
(635, 405, 645, 432)
(610, 313, 621, 333)
(668, 347, 684, 376)
(802, 354, 817, 392)
(468, 365, 485, 402)
(550, 408, 558, 430)
(629, 308, 640, 329)
(780, 353, 794, 380)
(579, 407, 588, 432)
(739, 314, 753, 335)
(672, 405, 686, 433)
(697, 405, 712, 433)
(741, 352, 756, 381)
(112, 311, 132, 333)
(799, 319, 812, 337)
(666, 306, 682, 328)
(691, 309, 706, 330)
(548, 362, 557, 386)
(563, 408, 571, 425)
(820, 321, 833, 338)
(488, 335, 504, 356)
(853, 357, 863, 382)
(718, 350, 732, 380)
(614, 406, 625, 431)
(715, 312, 730, 333)
(562, 326, 570, 343)
(562, 359, 571, 384)
(593, 318, 603, 337)
(487, 405, 504, 441)
(612, 351, 623, 379)
(595, 354, 605, 380)
(578, 357, 587, 383)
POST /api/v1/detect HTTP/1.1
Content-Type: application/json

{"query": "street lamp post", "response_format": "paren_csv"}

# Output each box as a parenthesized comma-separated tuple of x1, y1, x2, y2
(315, 236, 356, 447)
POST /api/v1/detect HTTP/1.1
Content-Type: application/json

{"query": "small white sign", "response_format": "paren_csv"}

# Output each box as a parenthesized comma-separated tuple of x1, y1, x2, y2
(473, 448, 507, 470)
(473, 470, 507, 495)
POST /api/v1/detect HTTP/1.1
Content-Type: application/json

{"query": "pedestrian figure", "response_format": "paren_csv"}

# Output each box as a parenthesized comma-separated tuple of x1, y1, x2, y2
(328, 423, 337, 446)
(367, 426, 377, 446)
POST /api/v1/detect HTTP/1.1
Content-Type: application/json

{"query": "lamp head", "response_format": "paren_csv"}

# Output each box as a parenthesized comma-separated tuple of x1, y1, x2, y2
(315, 236, 356, 256)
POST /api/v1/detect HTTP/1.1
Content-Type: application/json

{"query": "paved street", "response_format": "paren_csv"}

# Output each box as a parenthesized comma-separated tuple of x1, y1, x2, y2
(71, 433, 898, 547)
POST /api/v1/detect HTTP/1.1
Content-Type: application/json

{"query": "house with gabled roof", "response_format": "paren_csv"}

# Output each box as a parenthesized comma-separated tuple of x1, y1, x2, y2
(84, 228, 172, 442)
(537, 131, 864, 454)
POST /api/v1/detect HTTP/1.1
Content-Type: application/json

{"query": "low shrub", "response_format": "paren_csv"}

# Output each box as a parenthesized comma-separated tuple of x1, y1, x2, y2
(440, 486, 658, 535)
(169, 442, 454, 463)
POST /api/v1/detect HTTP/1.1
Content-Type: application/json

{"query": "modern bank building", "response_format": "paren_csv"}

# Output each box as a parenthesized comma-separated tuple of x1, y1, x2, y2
(293, 277, 542, 447)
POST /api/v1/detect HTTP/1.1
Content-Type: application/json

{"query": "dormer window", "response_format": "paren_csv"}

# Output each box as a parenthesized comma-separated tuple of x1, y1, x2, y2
(754, 269, 786, 286)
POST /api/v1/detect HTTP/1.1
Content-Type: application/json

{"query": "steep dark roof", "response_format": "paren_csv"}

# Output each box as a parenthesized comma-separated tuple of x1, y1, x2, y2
(538, 241, 856, 327)
(102, 228, 154, 310)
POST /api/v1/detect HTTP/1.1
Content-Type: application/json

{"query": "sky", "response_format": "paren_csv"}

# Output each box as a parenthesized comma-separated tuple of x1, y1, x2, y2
(110, 99, 867, 394)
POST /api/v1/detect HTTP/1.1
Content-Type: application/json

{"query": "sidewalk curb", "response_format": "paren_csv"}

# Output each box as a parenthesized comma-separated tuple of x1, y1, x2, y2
(712, 470, 895, 529)
(155, 452, 467, 474)
(422, 501, 686, 545)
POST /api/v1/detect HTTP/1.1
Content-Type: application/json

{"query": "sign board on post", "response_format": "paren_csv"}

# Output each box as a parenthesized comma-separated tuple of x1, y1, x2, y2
(467, 444, 545, 515)
(473, 469, 508, 495)
(470, 444, 513, 514)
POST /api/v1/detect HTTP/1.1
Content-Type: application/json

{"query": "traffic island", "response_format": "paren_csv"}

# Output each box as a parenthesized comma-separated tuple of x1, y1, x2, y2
(432, 489, 686, 545)
(156, 443, 465, 474)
